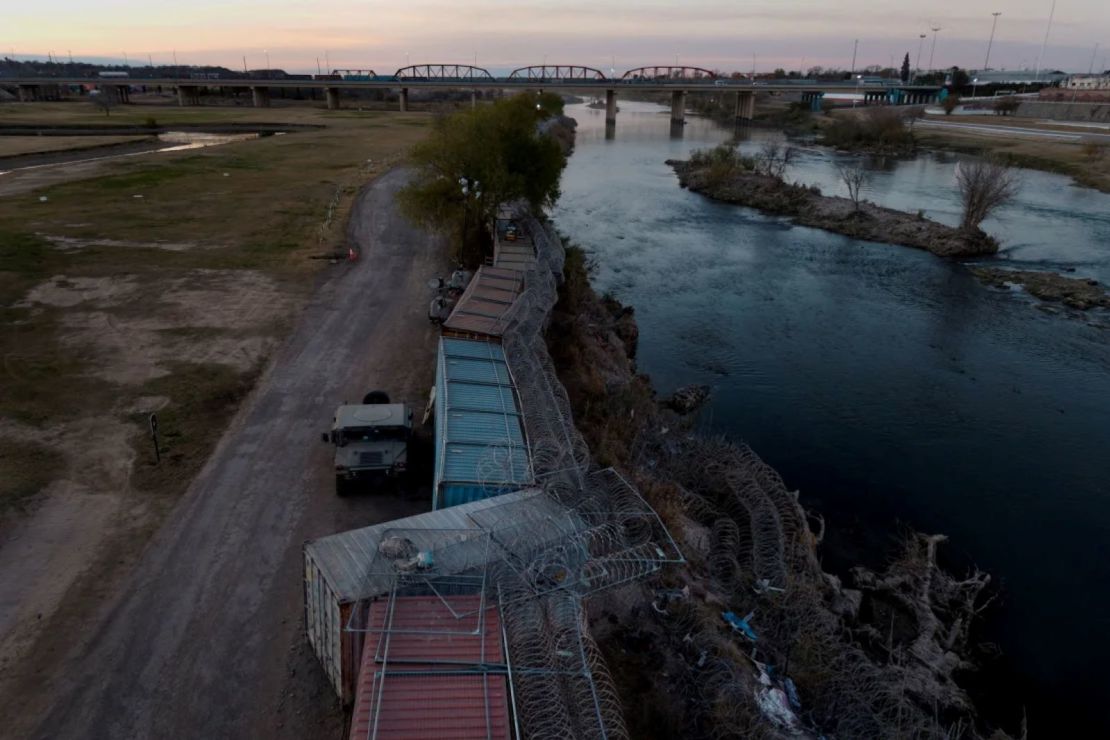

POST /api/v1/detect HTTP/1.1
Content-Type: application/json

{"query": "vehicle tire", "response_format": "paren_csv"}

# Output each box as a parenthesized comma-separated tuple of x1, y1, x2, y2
(362, 390, 390, 405)
(335, 475, 349, 497)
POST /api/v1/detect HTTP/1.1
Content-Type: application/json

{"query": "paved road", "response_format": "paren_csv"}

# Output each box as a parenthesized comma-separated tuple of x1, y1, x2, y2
(918, 118, 1110, 142)
(26, 168, 448, 739)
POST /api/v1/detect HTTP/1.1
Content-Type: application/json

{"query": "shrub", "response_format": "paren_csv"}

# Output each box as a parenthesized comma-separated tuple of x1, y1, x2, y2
(1080, 138, 1106, 161)
(688, 144, 756, 186)
(992, 97, 1021, 116)
(822, 107, 915, 153)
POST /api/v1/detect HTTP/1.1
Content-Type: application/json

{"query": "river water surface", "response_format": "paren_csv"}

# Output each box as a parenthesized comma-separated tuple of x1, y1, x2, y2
(553, 101, 1110, 733)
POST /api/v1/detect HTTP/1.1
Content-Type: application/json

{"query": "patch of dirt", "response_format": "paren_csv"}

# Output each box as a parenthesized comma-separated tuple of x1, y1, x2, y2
(0, 484, 122, 675)
(18, 274, 141, 308)
(19, 269, 297, 385)
(0, 414, 136, 677)
(43, 235, 201, 252)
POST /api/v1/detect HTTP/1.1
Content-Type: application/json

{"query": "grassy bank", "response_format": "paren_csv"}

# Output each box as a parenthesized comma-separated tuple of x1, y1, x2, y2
(915, 124, 1110, 193)
(0, 104, 429, 515)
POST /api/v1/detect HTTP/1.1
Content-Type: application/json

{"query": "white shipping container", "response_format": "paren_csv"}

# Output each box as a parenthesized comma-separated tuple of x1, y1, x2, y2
(302, 488, 564, 703)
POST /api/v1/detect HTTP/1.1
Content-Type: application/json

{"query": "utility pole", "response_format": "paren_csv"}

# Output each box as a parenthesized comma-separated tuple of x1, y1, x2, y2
(173, 49, 178, 79)
(928, 27, 942, 73)
(316, 57, 321, 76)
(1072, 42, 1101, 102)
(914, 33, 926, 81)
(984, 12, 1002, 71)
(1033, 0, 1057, 82)
(148, 53, 153, 69)
(325, 50, 330, 73)
(243, 55, 248, 74)
(850, 38, 858, 76)
(265, 49, 270, 79)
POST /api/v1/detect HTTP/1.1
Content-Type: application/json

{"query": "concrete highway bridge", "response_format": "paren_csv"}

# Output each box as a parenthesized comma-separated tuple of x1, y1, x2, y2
(4, 64, 944, 125)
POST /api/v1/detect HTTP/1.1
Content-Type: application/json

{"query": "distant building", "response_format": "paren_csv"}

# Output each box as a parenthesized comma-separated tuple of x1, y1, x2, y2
(972, 69, 1067, 86)
(1066, 74, 1110, 90)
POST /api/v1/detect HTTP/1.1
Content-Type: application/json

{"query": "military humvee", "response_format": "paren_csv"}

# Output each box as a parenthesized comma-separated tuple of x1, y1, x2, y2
(322, 391, 412, 495)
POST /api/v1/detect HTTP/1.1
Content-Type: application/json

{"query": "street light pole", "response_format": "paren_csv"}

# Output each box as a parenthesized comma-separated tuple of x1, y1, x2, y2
(1033, 0, 1057, 83)
(984, 12, 1002, 71)
(265, 49, 270, 79)
(928, 27, 942, 74)
(914, 33, 927, 82)
(850, 38, 858, 77)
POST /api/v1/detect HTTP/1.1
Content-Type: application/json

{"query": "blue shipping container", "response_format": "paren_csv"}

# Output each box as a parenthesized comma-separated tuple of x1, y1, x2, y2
(433, 338, 533, 509)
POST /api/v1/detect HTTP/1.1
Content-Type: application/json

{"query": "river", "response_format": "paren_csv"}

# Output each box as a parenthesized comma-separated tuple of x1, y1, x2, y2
(552, 101, 1110, 734)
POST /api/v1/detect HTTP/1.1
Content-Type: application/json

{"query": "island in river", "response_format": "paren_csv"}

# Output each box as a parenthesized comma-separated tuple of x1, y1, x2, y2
(668, 153, 997, 258)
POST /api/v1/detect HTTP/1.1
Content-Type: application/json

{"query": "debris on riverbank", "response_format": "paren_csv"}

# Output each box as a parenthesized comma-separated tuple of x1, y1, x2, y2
(545, 239, 1011, 739)
(971, 267, 1110, 310)
(668, 151, 998, 258)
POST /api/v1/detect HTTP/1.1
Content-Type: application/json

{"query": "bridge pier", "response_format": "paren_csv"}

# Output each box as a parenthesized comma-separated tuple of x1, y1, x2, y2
(803, 91, 826, 112)
(325, 87, 340, 110)
(176, 85, 200, 106)
(251, 86, 270, 108)
(670, 90, 686, 125)
(17, 84, 35, 102)
(605, 89, 617, 125)
(735, 91, 755, 123)
(471, 90, 477, 109)
(399, 87, 409, 112)
(107, 85, 130, 105)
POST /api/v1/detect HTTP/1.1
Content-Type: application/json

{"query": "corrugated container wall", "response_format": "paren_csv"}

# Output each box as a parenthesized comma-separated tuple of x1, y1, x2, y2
(433, 337, 533, 509)
(303, 490, 555, 704)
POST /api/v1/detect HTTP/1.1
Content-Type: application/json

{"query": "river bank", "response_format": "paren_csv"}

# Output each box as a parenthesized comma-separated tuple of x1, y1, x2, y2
(668, 152, 997, 257)
(545, 236, 1011, 738)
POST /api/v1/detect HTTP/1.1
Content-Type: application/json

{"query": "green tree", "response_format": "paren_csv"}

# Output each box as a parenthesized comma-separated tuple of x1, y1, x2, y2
(398, 92, 567, 264)
(900, 53, 911, 83)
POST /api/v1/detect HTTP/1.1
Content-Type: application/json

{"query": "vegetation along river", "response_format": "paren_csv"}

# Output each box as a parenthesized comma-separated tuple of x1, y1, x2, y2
(553, 100, 1110, 734)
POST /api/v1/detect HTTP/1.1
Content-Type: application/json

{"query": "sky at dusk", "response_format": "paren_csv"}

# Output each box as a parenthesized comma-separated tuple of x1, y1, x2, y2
(6, 0, 1109, 74)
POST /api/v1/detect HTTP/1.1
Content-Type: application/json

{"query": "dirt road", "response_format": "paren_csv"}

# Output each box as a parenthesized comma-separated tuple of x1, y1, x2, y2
(14, 168, 448, 739)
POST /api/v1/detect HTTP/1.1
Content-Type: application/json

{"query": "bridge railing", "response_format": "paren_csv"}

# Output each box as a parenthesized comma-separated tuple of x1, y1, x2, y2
(508, 65, 607, 82)
(394, 64, 494, 81)
(621, 65, 718, 82)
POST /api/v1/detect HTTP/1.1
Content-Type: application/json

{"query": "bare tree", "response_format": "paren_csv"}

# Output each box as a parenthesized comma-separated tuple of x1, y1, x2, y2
(90, 89, 117, 117)
(755, 141, 795, 179)
(834, 161, 871, 212)
(955, 158, 1021, 233)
